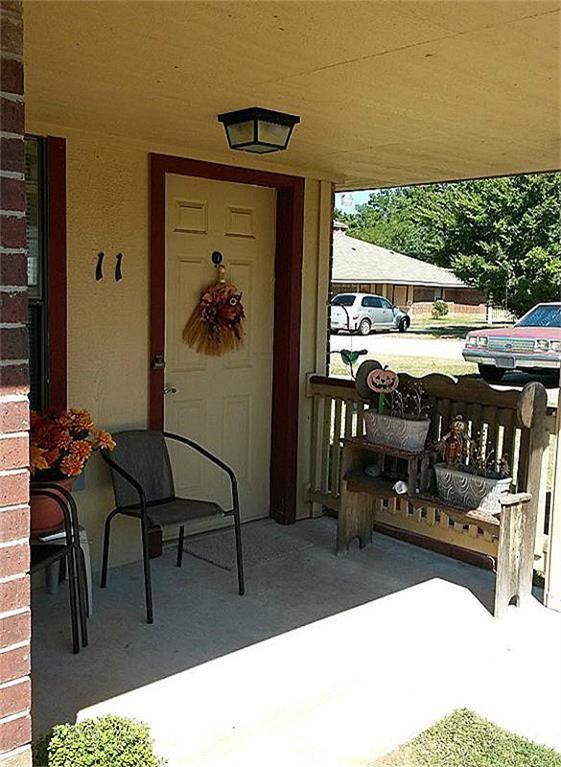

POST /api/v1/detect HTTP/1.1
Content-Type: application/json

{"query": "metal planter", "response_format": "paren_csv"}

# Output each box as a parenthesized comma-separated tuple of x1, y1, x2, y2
(434, 463, 512, 513)
(364, 411, 430, 452)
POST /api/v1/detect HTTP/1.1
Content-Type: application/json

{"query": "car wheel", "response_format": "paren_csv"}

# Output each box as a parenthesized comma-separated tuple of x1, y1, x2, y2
(398, 317, 409, 333)
(478, 364, 505, 383)
(358, 318, 371, 336)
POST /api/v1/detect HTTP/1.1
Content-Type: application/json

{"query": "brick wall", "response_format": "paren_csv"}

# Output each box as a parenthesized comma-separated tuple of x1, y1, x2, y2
(0, 2, 32, 766)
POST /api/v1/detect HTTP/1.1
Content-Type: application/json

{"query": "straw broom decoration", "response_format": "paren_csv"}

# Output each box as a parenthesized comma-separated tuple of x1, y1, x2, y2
(182, 263, 245, 356)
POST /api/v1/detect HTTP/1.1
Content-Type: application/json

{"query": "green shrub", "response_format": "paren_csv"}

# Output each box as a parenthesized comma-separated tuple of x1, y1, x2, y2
(431, 299, 449, 319)
(35, 715, 166, 767)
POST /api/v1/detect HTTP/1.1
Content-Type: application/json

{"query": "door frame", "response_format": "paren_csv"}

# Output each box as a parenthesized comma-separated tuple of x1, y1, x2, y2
(46, 136, 68, 409)
(149, 153, 305, 525)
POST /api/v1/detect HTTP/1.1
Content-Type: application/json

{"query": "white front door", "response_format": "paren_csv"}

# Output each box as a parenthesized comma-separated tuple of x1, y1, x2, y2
(165, 174, 276, 523)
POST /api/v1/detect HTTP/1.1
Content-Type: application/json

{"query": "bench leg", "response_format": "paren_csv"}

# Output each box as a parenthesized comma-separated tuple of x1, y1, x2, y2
(337, 491, 374, 554)
(495, 500, 536, 618)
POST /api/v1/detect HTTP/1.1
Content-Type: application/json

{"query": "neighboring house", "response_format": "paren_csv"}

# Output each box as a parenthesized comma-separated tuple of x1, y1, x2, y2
(331, 221, 486, 316)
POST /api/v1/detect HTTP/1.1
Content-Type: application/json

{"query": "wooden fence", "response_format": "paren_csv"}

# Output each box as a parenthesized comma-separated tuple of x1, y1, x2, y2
(305, 373, 558, 574)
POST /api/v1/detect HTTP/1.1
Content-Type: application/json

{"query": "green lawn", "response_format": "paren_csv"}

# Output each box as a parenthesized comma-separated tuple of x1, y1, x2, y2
(371, 709, 561, 767)
(330, 354, 477, 379)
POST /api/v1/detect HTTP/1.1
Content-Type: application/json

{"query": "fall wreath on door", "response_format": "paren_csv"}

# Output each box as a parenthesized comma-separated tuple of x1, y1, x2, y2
(183, 264, 245, 356)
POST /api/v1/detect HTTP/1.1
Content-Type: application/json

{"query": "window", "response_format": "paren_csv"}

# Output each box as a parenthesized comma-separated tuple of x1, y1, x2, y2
(25, 136, 48, 411)
(332, 294, 356, 307)
(361, 296, 382, 308)
(380, 298, 393, 310)
(517, 304, 561, 328)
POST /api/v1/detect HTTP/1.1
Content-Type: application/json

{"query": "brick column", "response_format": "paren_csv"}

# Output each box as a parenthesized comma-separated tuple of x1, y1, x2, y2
(0, 2, 32, 766)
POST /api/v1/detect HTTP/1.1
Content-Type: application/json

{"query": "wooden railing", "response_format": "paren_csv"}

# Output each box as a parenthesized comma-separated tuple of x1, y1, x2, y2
(305, 373, 558, 573)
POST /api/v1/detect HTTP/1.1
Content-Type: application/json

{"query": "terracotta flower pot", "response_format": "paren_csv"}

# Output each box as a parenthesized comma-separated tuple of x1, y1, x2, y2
(30, 478, 73, 537)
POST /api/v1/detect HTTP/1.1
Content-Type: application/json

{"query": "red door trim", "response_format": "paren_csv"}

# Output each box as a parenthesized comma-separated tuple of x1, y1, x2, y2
(149, 153, 305, 524)
(46, 136, 67, 410)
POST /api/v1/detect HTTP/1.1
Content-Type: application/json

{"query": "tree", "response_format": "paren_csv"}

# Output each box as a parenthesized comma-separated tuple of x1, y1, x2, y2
(336, 173, 561, 317)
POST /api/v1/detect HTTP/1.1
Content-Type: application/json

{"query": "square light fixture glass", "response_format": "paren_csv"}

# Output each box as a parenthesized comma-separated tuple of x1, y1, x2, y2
(218, 107, 300, 154)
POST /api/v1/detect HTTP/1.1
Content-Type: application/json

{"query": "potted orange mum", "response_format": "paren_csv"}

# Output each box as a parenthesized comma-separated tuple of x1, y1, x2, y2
(30, 409, 115, 536)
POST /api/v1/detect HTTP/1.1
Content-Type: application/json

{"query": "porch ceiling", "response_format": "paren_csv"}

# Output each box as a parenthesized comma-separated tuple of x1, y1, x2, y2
(24, 0, 560, 188)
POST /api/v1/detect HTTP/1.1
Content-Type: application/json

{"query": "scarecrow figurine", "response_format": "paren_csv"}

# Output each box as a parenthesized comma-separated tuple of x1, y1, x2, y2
(437, 414, 474, 465)
(183, 263, 245, 356)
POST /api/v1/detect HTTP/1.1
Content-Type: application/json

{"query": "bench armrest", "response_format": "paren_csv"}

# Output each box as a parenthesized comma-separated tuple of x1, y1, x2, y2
(499, 492, 532, 509)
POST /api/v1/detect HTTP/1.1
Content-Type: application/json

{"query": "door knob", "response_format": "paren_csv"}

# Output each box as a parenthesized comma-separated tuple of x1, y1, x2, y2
(163, 386, 177, 395)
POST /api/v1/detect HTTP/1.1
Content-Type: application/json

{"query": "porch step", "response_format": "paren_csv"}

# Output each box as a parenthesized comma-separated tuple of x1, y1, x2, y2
(80, 578, 496, 766)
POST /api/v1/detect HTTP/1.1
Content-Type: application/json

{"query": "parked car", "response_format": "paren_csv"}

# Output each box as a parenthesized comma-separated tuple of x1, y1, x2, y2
(330, 293, 411, 335)
(463, 302, 561, 382)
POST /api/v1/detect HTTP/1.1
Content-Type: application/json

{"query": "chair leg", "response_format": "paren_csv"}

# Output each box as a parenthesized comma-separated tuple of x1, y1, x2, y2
(100, 510, 118, 588)
(66, 550, 80, 654)
(177, 526, 185, 568)
(76, 547, 89, 647)
(233, 510, 245, 596)
(141, 518, 154, 624)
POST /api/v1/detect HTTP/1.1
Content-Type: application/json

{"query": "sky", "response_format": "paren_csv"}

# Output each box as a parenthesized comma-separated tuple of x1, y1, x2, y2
(334, 190, 373, 213)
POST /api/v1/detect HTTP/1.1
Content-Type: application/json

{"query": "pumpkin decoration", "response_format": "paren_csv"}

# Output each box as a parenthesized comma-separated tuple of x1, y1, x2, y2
(366, 366, 399, 395)
(182, 264, 245, 356)
(365, 365, 399, 414)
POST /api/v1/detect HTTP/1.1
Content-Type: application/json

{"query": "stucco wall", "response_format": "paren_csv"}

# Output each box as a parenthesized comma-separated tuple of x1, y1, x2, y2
(27, 124, 332, 569)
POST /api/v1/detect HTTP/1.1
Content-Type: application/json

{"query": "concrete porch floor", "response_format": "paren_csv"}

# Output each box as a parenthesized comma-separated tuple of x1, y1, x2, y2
(32, 517, 561, 766)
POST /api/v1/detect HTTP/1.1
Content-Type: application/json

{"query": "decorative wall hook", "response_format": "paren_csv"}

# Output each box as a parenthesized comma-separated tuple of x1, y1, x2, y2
(95, 252, 105, 281)
(115, 252, 124, 281)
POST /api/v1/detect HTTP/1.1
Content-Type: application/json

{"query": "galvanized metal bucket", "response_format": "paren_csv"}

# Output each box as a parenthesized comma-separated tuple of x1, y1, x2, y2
(435, 463, 512, 513)
(364, 411, 430, 452)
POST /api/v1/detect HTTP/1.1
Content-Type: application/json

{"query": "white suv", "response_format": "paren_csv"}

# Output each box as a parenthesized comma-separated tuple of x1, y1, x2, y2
(330, 293, 411, 335)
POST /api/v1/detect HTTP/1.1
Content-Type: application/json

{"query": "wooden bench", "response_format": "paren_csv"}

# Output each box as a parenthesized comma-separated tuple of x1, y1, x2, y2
(337, 375, 549, 617)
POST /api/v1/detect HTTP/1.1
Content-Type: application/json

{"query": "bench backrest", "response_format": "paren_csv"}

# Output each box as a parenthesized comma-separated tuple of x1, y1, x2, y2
(396, 373, 549, 494)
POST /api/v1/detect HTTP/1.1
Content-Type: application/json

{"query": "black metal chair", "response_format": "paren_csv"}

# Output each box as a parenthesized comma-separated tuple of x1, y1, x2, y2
(100, 430, 244, 624)
(30, 483, 89, 653)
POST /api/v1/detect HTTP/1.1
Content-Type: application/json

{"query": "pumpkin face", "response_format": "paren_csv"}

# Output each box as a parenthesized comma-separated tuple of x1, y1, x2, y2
(366, 367, 399, 394)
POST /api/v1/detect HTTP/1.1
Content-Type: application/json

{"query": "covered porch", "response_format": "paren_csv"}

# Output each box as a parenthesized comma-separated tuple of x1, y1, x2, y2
(0, 1, 560, 765)
(31, 517, 561, 766)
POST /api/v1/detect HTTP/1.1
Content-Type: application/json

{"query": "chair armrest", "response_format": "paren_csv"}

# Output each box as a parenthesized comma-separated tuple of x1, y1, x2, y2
(163, 432, 239, 511)
(100, 450, 147, 508)
(32, 480, 77, 509)
(30, 486, 74, 545)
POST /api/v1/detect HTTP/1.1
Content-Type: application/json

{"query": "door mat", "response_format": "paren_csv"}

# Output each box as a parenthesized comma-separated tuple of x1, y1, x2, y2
(184, 520, 314, 571)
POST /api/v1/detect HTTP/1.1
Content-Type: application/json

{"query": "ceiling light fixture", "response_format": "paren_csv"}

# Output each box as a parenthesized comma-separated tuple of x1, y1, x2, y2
(218, 107, 300, 154)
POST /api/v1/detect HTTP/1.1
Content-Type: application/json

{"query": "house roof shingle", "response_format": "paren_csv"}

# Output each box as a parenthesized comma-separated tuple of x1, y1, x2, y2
(332, 230, 467, 289)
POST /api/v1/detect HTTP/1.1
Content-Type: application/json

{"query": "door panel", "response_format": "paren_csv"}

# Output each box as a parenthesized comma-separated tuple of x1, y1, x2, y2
(165, 174, 275, 522)
(377, 298, 394, 327)
(369, 306, 384, 328)
(362, 296, 388, 329)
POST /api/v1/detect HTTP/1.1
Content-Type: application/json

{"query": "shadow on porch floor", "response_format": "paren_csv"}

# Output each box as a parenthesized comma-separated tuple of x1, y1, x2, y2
(32, 517, 559, 766)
